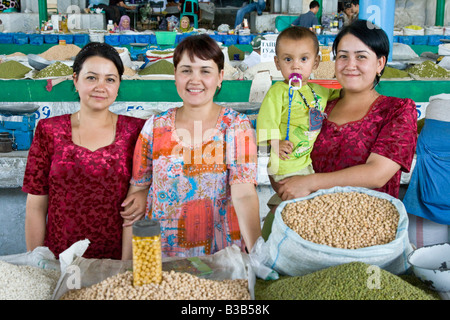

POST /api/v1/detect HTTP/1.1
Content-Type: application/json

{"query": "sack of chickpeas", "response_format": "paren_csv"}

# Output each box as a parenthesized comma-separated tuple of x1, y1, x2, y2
(261, 186, 413, 277)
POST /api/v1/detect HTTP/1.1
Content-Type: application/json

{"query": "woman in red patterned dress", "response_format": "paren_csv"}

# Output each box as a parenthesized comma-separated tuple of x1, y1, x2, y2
(272, 19, 417, 201)
(23, 42, 146, 260)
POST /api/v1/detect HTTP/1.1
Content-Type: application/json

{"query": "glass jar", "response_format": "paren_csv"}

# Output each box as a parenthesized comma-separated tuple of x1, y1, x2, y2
(132, 219, 162, 286)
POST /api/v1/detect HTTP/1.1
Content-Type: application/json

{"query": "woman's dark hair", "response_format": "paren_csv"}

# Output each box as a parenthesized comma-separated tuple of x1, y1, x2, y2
(332, 19, 389, 87)
(72, 42, 124, 80)
(275, 26, 319, 56)
(173, 34, 224, 72)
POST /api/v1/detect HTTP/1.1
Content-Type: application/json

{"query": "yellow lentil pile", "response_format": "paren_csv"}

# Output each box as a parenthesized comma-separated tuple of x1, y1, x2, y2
(282, 192, 399, 249)
(60, 270, 250, 300)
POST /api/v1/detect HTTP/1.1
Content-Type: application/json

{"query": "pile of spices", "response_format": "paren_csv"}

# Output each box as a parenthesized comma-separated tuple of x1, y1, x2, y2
(0, 60, 31, 79)
(255, 262, 440, 300)
(39, 44, 81, 61)
(313, 60, 335, 79)
(34, 61, 73, 78)
(138, 59, 174, 75)
(382, 66, 410, 79)
(407, 60, 450, 79)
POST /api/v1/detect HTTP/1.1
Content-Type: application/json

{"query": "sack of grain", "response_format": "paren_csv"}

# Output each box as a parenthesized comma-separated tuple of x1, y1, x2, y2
(0, 247, 61, 300)
(261, 186, 413, 277)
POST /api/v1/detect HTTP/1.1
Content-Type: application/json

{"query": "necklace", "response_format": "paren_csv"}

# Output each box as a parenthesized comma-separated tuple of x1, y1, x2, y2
(286, 84, 326, 140)
(76, 111, 116, 148)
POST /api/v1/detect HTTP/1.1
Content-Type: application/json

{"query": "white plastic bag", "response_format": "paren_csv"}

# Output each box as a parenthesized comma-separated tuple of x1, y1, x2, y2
(261, 186, 414, 277)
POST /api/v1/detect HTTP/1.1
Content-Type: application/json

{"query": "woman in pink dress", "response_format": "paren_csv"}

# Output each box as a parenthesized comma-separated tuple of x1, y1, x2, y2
(272, 19, 417, 201)
(123, 35, 261, 258)
(23, 42, 146, 260)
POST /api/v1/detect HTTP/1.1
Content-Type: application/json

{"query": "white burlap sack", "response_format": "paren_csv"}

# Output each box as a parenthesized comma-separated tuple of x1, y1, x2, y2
(261, 186, 413, 277)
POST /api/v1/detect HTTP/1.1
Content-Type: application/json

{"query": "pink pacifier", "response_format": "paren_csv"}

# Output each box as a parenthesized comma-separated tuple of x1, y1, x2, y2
(288, 73, 302, 90)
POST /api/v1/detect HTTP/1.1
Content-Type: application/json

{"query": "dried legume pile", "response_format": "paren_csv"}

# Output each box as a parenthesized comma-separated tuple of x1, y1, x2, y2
(60, 270, 250, 300)
(406, 60, 450, 78)
(382, 66, 410, 79)
(255, 262, 440, 300)
(282, 192, 399, 249)
(0, 260, 61, 300)
(138, 59, 174, 75)
(313, 60, 335, 79)
(39, 44, 81, 61)
(34, 61, 73, 78)
(0, 60, 31, 79)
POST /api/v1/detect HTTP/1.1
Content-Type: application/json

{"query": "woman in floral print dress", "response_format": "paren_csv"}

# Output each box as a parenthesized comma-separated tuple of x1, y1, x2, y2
(123, 35, 262, 259)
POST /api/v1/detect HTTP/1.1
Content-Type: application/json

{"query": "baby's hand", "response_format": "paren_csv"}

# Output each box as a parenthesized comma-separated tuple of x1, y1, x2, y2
(270, 139, 293, 160)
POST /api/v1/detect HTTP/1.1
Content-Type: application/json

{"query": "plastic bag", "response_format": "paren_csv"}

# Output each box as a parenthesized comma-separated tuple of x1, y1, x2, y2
(260, 186, 414, 277)
(52, 244, 256, 300)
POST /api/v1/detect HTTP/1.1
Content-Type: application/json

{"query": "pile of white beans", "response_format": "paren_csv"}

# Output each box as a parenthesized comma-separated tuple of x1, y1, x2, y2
(0, 260, 61, 300)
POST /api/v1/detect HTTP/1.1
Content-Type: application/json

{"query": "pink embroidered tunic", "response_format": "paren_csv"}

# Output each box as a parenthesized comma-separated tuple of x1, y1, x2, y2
(131, 107, 258, 257)
(22, 114, 145, 259)
(311, 96, 417, 198)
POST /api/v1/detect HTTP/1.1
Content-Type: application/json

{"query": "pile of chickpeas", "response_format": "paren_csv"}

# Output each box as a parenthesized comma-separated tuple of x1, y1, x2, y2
(60, 270, 250, 300)
(132, 235, 163, 286)
(281, 192, 399, 249)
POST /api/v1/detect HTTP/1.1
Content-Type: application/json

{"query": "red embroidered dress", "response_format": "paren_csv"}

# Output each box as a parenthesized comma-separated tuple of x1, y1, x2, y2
(311, 96, 417, 198)
(22, 114, 145, 259)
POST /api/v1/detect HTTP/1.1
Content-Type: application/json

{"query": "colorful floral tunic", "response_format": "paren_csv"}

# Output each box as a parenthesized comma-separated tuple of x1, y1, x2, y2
(22, 114, 145, 259)
(131, 107, 258, 257)
(311, 96, 418, 198)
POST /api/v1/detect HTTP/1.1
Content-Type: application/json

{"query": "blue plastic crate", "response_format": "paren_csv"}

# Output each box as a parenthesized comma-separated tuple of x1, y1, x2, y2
(222, 34, 238, 46)
(13, 33, 28, 45)
(44, 34, 59, 44)
(119, 34, 135, 45)
(58, 34, 74, 44)
(104, 35, 120, 46)
(238, 35, 252, 45)
(149, 34, 157, 45)
(209, 33, 222, 42)
(398, 36, 413, 45)
(29, 34, 44, 45)
(413, 35, 428, 45)
(74, 34, 89, 46)
(427, 35, 441, 46)
(135, 34, 151, 44)
(0, 33, 13, 44)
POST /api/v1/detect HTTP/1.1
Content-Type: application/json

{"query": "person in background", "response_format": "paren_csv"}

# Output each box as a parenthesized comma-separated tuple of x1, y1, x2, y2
(88, 0, 121, 26)
(256, 26, 339, 239)
(235, 0, 266, 29)
(342, 2, 355, 26)
(291, 1, 320, 31)
(23, 42, 146, 260)
(123, 34, 261, 259)
(271, 20, 417, 204)
(403, 95, 450, 248)
(115, 14, 132, 31)
(176, 15, 194, 33)
(110, 0, 136, 19)
(350, 0, 359, 21)
(239, 35, 266, 71)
